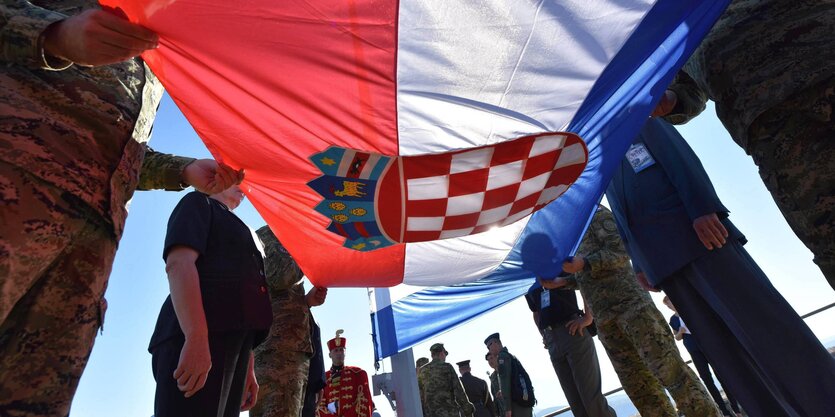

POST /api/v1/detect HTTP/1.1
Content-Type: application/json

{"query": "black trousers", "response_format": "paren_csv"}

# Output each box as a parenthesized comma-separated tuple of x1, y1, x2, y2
(661, 241, 835, 417)
(152, 331, 253, 417)
(683, 338, 740, 415)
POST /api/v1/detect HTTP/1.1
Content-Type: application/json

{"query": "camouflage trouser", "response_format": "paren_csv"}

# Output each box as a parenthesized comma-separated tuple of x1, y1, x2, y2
(597, 303, 721, 417)
(251, 346, 311, 417)
(747, 75, 835, 290)
(0, 162, 113, 416)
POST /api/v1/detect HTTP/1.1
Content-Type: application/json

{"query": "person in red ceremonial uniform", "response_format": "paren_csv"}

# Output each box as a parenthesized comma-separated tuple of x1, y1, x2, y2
(317, 330, 373, 417)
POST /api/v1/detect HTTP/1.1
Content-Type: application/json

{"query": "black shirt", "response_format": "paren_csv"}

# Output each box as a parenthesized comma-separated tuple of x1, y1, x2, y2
(149, 192, 272, 351)
(525, 287, 582, 329)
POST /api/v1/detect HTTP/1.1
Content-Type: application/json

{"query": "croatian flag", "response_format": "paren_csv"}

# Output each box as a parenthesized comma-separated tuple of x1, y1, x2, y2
(105, 0, 728, 359)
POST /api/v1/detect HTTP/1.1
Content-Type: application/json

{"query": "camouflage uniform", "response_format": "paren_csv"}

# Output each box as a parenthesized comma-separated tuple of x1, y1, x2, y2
(0, 1, 196, 415)
(418, 358, 474, 417)
(496, 347, 532, 417)
(488, 371, 504, 416)
(566, 207, 721, 417)
(251, 226, 314, 417)
(664, 0, 835, 290)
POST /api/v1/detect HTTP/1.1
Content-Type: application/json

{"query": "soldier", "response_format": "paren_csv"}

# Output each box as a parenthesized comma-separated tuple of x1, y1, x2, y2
(251, 226, 328, 417)
(486, 353, 504, 417)
(418, 343, 474, 417)
(525, 282, 614, 417)
(416, 356, 430, 413)
(652, 1, 835, 290)
(457, 360, 495, 417)
(542, 206, 721, 417)
(317, 330, 373, 417)
(484, 334, 534, 417)
(0, 2, 243, 414)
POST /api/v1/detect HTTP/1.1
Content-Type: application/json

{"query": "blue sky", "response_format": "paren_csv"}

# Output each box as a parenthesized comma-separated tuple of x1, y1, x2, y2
(69, 96, 834, 417)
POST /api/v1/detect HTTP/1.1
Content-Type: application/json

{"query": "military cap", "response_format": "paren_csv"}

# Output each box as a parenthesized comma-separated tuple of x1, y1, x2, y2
(456, 360, 471, 367)
(430, 343, 448, 354)
(327, 329, 347, 351)
(483, 333, 501, 346)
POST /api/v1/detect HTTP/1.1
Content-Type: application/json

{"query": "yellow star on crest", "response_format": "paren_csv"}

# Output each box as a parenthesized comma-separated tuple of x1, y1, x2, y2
(351, 242, 367, 250)
(320, 157, 336, 166)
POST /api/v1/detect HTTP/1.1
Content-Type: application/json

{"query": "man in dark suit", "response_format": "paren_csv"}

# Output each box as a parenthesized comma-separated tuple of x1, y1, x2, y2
(457, 360, 495, 417)
(606, 118, 835, 417)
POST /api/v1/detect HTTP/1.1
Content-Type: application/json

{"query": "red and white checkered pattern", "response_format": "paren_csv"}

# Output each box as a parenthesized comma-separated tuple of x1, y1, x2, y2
(400, 133, 587, 242)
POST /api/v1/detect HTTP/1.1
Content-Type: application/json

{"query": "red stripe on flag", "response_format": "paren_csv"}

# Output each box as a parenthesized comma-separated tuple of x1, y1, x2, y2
(105, 0, 405, 286)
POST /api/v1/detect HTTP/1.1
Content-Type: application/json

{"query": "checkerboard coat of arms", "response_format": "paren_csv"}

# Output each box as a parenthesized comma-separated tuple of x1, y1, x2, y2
(308, 132, 588, 251)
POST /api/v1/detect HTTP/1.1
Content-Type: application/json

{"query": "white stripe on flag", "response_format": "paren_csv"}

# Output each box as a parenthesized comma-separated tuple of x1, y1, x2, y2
(336, 149, 356, 177)
(396, 0, 656, 285)
(359, 153, 381, 179)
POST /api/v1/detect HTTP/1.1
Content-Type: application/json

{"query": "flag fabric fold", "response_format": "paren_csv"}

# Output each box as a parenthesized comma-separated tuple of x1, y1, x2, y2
(103, 0, 728, 359)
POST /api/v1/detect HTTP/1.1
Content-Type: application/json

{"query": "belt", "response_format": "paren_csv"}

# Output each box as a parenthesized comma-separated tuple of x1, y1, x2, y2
(543, 313, 583, 331)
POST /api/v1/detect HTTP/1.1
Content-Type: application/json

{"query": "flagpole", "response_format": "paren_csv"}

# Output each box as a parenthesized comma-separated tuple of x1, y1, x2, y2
(390, 347, 423, 417)
(369, 287, 423, 417)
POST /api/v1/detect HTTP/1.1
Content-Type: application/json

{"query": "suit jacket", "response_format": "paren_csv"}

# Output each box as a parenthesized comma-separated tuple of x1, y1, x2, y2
(460, 373, 495, 417)
(605, 118, 745, 286)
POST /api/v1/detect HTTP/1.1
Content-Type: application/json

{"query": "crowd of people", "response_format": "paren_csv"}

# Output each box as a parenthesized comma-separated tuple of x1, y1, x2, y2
(1, 0, 835, 417)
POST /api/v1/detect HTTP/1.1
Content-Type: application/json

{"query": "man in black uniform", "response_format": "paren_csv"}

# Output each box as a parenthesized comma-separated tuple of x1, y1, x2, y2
(457, 360, 495, 417)
(525, 285, 615, 417)
(149, 185, 273, 417)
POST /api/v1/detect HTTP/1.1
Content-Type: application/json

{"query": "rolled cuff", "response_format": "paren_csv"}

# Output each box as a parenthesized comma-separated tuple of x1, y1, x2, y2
(1, 7, 70, 70)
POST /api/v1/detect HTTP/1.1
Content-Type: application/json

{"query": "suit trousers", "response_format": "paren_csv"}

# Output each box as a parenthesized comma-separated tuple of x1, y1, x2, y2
(682, 338, 740, 416)
(661, 241, 835, 417)
(153, 331, 253, 417)
(545, 323, 616, 417)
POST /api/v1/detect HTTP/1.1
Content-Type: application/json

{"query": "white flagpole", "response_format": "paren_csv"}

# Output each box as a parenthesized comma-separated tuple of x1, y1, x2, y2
(369, 287, 423, 417)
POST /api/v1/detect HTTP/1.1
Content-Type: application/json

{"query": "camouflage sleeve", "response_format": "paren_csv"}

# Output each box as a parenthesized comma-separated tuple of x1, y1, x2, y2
(137, 146, 196, 191)
(561, 277, 579, 290)
(451, 365, 475, 416)
(663, 69, 708, 125)
(582, 209, 630, 274)
(0, 0, 72, 69)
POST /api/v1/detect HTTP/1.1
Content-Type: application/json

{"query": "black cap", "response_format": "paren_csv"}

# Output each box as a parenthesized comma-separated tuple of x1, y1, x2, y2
(430, 343, 448, 354)
(456, 360, 470, 367)
(484, 332, 501, 346)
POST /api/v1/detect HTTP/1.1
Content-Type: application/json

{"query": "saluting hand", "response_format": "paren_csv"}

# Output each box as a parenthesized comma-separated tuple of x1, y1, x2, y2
(42, 9, 158, 66)
(693, 213, 728, 250)
(174, 336, 212, 397)
(183, 159, 245, 195)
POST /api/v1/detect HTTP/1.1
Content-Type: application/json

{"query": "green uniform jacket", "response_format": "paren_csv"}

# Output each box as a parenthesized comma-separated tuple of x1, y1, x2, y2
(567, 207, 653, 324)
(489, 371, 504, 416)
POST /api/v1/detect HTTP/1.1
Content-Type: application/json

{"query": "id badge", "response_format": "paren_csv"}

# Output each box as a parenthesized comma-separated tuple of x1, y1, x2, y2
(541, 290, 551, 308)
(626, 143, 656, 173)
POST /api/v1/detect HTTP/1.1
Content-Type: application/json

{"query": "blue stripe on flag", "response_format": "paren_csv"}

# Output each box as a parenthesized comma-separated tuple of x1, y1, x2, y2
(371, 0, 730, 361)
